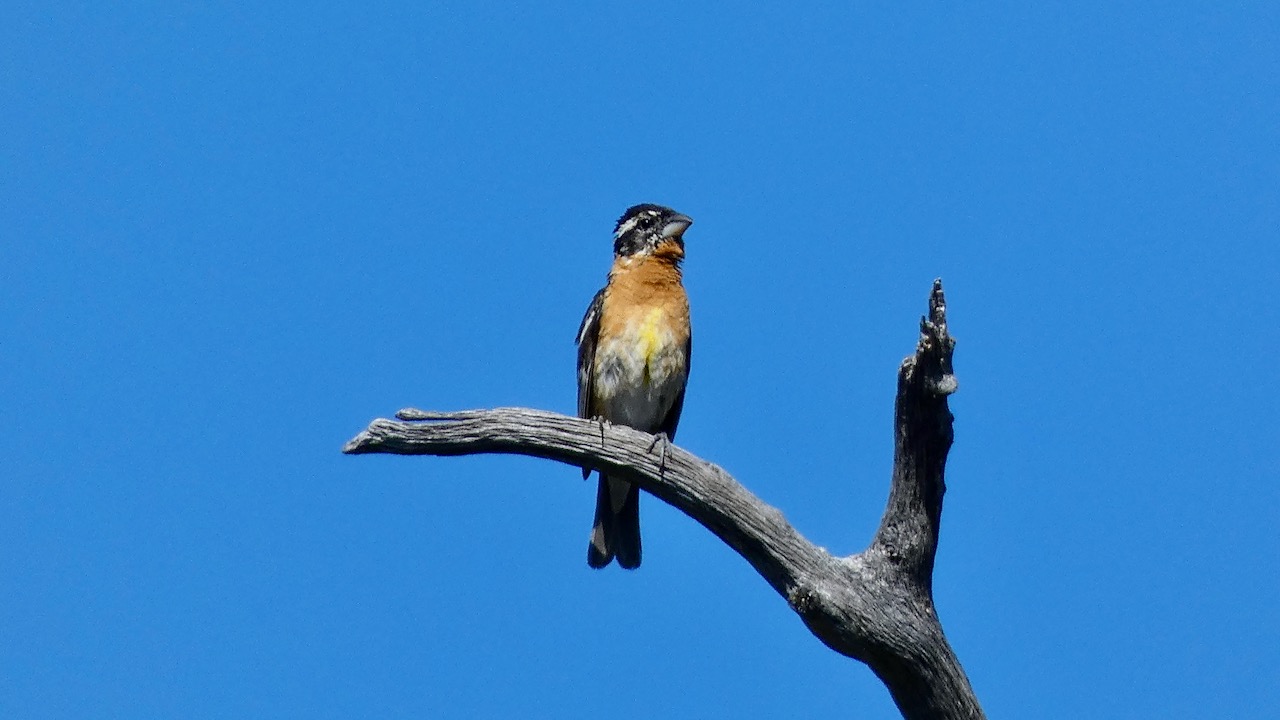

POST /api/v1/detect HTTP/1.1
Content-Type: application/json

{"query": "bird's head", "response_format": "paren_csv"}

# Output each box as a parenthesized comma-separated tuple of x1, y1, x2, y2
(612, 204, 693, 258)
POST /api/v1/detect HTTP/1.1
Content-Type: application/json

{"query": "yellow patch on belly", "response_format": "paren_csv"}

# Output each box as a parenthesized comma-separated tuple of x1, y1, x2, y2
(638, 307, 666, 385)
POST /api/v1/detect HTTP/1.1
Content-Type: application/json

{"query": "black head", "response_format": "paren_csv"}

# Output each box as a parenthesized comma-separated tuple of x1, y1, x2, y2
(612, 203, 694, 257)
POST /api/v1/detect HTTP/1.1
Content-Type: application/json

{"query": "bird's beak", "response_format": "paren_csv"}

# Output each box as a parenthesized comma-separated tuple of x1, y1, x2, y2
(661, 213, 694, 239)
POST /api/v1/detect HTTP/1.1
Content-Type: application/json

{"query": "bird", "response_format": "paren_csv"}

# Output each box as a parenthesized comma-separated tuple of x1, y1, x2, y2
(576, 203, 694, 570)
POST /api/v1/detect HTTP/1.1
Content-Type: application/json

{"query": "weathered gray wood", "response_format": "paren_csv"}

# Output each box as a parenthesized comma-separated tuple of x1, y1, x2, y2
(343, 279, 982, 720)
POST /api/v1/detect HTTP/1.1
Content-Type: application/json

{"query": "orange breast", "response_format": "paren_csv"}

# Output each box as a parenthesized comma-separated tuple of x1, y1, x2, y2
(599, 244, 690, 346)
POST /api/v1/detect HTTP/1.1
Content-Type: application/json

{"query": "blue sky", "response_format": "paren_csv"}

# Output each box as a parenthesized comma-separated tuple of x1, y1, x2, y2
(3, 2, 1277, 718)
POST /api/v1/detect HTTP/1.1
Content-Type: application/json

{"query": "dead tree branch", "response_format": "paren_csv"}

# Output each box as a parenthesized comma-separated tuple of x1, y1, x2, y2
(343, 279, 981, 720)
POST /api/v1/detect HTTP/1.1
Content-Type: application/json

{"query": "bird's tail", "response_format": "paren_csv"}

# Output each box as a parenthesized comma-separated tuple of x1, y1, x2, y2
(587, 475, 641, 570)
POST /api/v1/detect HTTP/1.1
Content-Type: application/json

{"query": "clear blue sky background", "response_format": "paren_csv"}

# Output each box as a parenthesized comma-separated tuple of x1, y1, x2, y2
(3, 3, 1277, 718)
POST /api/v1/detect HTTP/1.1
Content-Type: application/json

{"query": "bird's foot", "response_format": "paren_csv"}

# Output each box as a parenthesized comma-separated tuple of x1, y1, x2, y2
(647, 432, 672, 475)
(594, 416, 611, 448)
(580, 416, 613, 480)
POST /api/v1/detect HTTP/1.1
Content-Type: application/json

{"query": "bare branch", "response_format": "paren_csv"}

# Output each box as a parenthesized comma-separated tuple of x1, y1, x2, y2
(343, 279, 982, 720)
(346, 407, 826, 600)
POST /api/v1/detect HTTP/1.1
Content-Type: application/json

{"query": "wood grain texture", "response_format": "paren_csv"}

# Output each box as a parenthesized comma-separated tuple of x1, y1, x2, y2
(343, 279, 982, 720)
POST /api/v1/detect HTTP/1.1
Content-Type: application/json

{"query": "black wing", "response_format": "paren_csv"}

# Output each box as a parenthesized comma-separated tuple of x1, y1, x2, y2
(658, 332, 691, 441)
(576, 288, 606, 481)
(575, 287, 606, 420)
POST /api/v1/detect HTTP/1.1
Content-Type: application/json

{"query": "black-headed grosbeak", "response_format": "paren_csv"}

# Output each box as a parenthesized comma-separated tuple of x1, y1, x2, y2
(576, 204, 694, 570)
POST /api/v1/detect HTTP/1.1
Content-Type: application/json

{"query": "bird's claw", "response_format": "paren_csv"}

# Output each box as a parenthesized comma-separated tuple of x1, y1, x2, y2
(579, 416, 613, 479)
(594, 416, 611, 448)
(647, 432, 672, 475)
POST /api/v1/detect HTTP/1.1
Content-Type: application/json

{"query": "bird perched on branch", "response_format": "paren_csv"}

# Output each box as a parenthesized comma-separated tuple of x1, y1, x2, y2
(576, 203, 694, 569)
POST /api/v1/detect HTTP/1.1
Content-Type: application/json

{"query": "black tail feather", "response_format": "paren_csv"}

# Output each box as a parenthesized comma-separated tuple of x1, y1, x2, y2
(587, 474, 614, 568)
(612, 482, 641, 569)
(587, 475, 642, 570)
